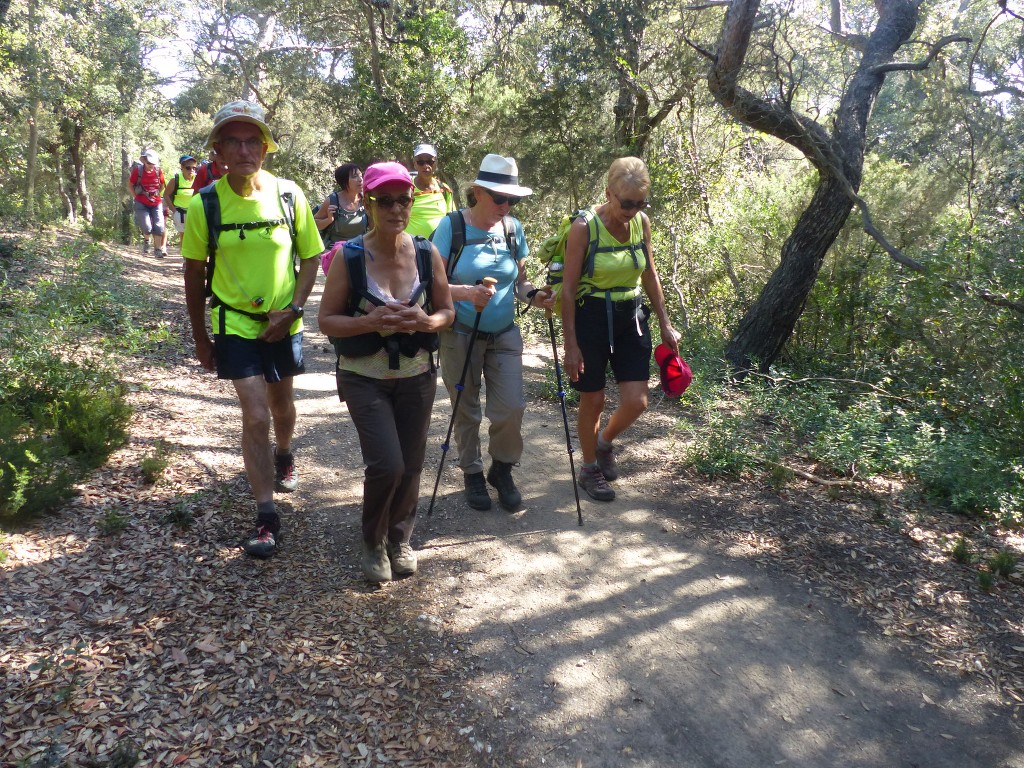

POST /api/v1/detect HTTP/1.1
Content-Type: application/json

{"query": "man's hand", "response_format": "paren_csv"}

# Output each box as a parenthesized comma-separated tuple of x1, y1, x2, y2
(193, 332, 216, 372)
(257, 308, 298, 343)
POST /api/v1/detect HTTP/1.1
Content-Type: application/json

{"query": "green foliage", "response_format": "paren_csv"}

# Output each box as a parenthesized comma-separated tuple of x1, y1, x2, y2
(140, 441, 170, 485)
(948, 536, 972, 564)
(163, 495, 195, 529)
(680, 372, 1024, 524)
(988, 550, 1019, 578)
(978, 569, 995, 592)
(0, 237, 143, 526)
(98, 507, 129, 536)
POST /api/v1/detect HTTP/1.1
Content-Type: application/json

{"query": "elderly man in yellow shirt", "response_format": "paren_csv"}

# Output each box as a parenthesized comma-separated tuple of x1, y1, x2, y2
(181, 100, 323, 559)
(405, 143, 455, 238)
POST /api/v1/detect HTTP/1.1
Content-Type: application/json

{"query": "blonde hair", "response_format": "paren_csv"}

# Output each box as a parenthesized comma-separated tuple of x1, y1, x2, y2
(607, 157, 650, 195)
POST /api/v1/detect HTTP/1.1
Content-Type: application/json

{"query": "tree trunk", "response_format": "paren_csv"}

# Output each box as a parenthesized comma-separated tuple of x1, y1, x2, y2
(51, 145, 75, 223)
(120, 143, 132, 244)
(726, 177, 852, 371)
(68, 122, 93, 224)
(23, 0, 40, 219)
(710, 0, 921, 373)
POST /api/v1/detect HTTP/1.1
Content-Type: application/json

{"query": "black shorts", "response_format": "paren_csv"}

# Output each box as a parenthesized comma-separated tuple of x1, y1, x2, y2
(570, 295, 652, 392)
(214, 332, 305, 382)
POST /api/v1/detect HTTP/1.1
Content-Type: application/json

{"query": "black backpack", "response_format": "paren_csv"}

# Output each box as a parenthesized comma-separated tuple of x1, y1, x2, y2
(199, 179, 299, 319)
(331, 235, 438, 370)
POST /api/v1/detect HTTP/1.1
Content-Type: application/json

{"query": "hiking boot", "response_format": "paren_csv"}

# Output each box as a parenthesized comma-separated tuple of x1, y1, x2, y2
(579, 465, 615, 502)
(387, 540, 418, 577)
(362, 541, 392, 583)
(142, 241, 150, 254)
(463, 471, 492, 511)
(243, 526, 279, 559)
(275, 452, 298, 492)
(595, 442, 618, 481)
(155, 249, 166, 259)
(486, 460, 522, 510)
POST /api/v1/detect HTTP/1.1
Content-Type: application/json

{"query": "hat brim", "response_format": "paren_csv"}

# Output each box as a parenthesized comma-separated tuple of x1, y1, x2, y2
(205, 116, 279, 153)
(473, 179, 533, 197)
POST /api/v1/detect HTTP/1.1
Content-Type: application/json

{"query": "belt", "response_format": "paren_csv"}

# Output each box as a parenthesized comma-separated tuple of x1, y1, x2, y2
(452, 319, 515, 342)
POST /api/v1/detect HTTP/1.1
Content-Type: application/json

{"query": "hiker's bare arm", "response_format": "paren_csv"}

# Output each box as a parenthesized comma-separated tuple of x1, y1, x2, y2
(183, 259, 215, 371)
(560, 219, 591, 381)
(516, 258, 553, 309)
(313, 196, 334, 229)
(638, 213, 679, 353)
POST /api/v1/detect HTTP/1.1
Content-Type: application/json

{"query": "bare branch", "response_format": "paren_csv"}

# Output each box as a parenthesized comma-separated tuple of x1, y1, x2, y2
(818, 25, 868, 51)
(682, 0, 731, 8)
(971, 85, 1024, 99)
(871, 34, 970, 75)
(947, 281, 1024, 315)
(683, 36, 717, 61)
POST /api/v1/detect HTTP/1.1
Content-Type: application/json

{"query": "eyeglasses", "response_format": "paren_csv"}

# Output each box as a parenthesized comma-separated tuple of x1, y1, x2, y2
(219, 136, 264, 152)
(484, 189, 521, 207)
(615, 193, 649, 211)
(414, 157, 435, 166)
(367, 194, 414, 209)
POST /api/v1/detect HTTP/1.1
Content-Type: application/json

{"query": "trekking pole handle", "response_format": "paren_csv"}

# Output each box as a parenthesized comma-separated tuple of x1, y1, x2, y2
(480, 277, 497, 288)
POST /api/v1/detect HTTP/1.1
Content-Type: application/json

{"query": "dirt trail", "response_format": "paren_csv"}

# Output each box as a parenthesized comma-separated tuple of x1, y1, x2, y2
(5, 242, 1022, 767)
(291, 260, 1023, 767)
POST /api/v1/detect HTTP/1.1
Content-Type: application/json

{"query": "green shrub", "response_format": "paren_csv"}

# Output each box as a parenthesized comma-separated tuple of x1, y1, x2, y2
(140, 441, 170, 484)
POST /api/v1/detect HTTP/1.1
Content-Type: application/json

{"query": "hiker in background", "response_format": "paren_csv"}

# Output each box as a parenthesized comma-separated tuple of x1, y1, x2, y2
(313, 163, 366, 249)
(128, 149, 168, 258)
(406, 143, 455, 238)
(318, 162, 454, 583)
(163, 154, 198, 243)
(181, 100, 323, 559)
(191, 147, 228, 192)
(431, 154, 552, 512)
(560, 156, 679, 502)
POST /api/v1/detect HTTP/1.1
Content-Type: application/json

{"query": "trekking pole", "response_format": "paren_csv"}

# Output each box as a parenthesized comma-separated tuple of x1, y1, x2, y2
(428, 277, 497, 516)
(546, 308, 584, 526)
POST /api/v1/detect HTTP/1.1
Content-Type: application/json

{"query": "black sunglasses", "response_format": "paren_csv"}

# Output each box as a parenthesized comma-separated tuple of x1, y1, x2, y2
(615, 193, 649, 211)
(414, 157, 435, 166)
(484, 189, 522, 207)
(367, 193, 414, 209)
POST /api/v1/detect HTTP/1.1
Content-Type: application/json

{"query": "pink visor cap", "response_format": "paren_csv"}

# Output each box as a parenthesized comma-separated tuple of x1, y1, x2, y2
(363, 162, 414, 192)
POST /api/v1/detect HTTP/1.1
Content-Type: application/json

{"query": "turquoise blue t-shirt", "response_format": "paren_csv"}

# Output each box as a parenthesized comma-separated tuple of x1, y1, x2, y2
(431, 212, 529, 333)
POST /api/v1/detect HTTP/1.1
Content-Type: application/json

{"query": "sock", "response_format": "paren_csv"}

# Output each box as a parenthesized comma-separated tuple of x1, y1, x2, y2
(583, 461, 599, 470)
(597, 433, 613, 450)
(256, 501, 279, 533)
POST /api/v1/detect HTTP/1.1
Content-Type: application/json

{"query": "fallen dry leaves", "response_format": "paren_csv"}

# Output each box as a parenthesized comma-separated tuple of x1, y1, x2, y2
(1, 242, 484, 768)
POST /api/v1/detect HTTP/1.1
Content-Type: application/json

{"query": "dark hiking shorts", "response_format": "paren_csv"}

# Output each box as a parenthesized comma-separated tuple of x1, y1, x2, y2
(214, 332, 305, 382)
(570, 295, 652, 392)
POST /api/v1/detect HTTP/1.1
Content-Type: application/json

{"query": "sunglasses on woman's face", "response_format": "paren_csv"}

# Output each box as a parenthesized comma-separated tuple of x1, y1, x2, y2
(615, 193, 649, 211)
(367, 194, 414, 209)
(414, 157, 435, 166)
(485, 189, 521, 207)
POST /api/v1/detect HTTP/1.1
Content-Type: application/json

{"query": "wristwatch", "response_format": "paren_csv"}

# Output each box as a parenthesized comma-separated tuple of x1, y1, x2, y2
(287, 303, 304, 318)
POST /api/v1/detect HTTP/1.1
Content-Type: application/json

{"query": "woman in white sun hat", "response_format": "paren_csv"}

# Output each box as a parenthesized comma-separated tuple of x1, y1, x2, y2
(430, 154, 554, 513)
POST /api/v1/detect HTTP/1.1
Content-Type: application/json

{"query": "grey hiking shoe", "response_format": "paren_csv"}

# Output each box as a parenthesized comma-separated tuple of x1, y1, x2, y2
(595, 442, 618, 481)
(142, 240, 150, 254)
(464, 471, 492, 511)
(579, 465, 615, 501)
(155, 249, 167, 259)
(387, 540, 418, 577)
(486, 460, 522, 510)
(243, 525, 279, 559)
(275, 452, 297, 492)
(362, 541, 392, 583)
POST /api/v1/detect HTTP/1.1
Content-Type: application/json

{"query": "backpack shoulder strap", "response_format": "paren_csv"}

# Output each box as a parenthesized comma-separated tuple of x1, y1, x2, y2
(502, 215, 518, 262)
(410, 236, 434, 309)
(577, 208, 601, 279)
(277, 179, 299, 266)
(435, 210, 466, 278)
(199, 183, 220, 296)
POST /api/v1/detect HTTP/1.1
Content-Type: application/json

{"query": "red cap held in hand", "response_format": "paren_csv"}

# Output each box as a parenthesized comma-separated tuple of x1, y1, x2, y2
(654, 343, 692, 398)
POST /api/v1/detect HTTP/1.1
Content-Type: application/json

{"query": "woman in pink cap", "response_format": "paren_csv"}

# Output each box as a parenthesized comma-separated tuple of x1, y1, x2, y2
(319, 161, 454, 583)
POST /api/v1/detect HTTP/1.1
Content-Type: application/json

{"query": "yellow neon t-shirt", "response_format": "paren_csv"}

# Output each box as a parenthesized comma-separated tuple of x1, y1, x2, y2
(405, 183, 454, 238)
(182, 173, 324, 338)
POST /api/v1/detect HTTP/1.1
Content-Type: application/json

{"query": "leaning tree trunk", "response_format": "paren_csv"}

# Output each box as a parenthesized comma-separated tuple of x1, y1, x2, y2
(727, 177, 852, 370)
(709, 0, 921, 373)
